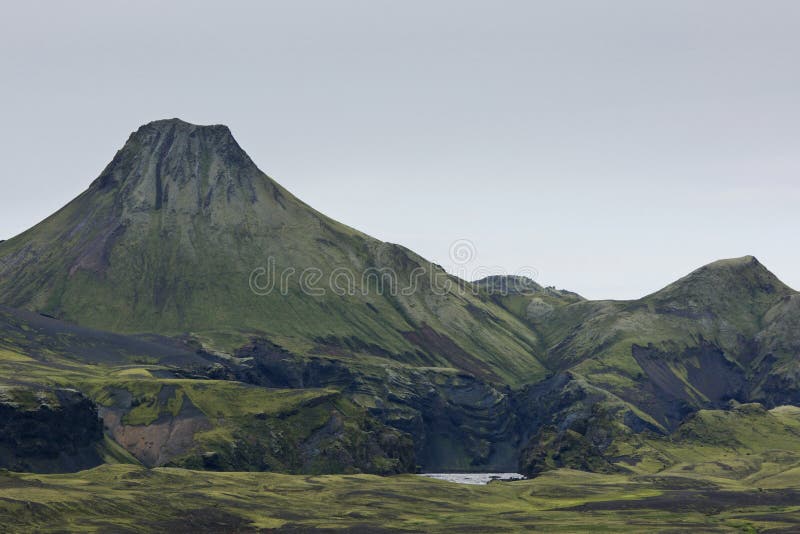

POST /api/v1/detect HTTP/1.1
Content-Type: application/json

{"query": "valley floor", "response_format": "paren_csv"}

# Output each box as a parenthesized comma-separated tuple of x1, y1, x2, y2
(1, 465, 799, 533)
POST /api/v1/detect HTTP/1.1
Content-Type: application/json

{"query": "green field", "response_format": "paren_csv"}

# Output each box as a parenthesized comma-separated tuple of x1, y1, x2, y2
(2, 465, 799, 533)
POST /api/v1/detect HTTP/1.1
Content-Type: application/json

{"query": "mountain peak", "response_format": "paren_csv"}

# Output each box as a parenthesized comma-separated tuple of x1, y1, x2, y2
(144, 117, 202, 127)
(703, 255, 761, 270)
(121, 118, 241, 161)
(654, 255, 792, 295)
(91, 118, 259, 211)
(686, 255, 785, 286)
(473, 275, 543, 294)
(645, 255, 795, 323)
(132, 118, 234, 140)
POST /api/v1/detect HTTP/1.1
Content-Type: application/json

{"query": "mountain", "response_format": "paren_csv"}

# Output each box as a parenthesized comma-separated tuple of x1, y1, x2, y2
(0, 118, 559, 471)
(542, 256, 796, 413)
(2, 118, 800, 479)
(514, 256, 800, 475)
(0, 119, 545, 387)
(3, 119, 800, 531)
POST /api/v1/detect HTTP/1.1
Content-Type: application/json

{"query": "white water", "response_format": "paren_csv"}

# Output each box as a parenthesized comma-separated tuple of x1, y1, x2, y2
(417, 472, 525, 485)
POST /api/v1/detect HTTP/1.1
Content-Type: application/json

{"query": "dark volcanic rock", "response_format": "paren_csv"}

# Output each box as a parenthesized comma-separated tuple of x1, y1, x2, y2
(235, 338, 355, 389)
(0, 388, 104, 472)
(232, 338, 521, 471)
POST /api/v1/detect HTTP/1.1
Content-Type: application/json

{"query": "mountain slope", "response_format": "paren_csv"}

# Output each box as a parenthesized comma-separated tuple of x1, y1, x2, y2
(0, 307, 415, 474)
(3, 118, 800, 478)
(524, 256, 796, 420)
(0, 119, 545, 386)
(514, 256, 800, 475)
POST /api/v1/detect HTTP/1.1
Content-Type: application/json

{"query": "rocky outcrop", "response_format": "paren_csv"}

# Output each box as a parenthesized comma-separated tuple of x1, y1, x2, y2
(99, 388, 212, 468)
(0, 388, 104, 472)
(234, 340, 521, 471)
(91, 379, 415, 475)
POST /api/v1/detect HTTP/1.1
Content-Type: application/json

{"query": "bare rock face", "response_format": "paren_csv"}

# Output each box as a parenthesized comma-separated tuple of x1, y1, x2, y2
(0, 388, 104, 472)
(233, 342, 522, 471)
(98, 387, 212, 468)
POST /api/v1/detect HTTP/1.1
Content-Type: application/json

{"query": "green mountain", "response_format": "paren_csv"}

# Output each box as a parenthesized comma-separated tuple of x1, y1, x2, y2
(512, 256, 800, 475)
(0, 119, 551, 472)
(0, 119, 545, 387)
(2, 118, 800, 484)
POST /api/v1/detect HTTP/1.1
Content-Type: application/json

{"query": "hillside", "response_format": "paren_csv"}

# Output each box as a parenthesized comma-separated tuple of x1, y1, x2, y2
(0, 307, 413, 474)
(0, 119, 546, 387)
(514, 256, 800, 475)
(1, 119, 800, 479)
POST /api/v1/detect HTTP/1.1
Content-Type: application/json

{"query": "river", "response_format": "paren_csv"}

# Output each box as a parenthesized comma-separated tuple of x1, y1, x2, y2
(417, 473, 525, 485)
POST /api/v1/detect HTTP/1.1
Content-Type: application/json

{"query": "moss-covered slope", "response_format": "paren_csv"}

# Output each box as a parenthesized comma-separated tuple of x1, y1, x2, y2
(3, 118, 800, 480)
(514, 257, 800, 475)
(0, 119, 545, 387)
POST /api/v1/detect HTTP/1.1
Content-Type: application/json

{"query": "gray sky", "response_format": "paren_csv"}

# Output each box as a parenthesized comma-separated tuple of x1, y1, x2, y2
(1, 1, 798, 300)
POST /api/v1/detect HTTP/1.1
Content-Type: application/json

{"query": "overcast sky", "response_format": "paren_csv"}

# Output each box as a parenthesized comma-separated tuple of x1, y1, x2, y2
(1, 1, 798, 299)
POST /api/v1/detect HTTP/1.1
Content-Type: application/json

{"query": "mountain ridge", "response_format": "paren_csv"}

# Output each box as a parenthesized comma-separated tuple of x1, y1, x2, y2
(2, 118, 800, 476)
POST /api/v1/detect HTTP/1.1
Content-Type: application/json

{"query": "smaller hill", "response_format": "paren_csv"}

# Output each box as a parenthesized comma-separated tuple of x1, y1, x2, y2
(643, 255, 795, 335)
(473, 275, 584, 324)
